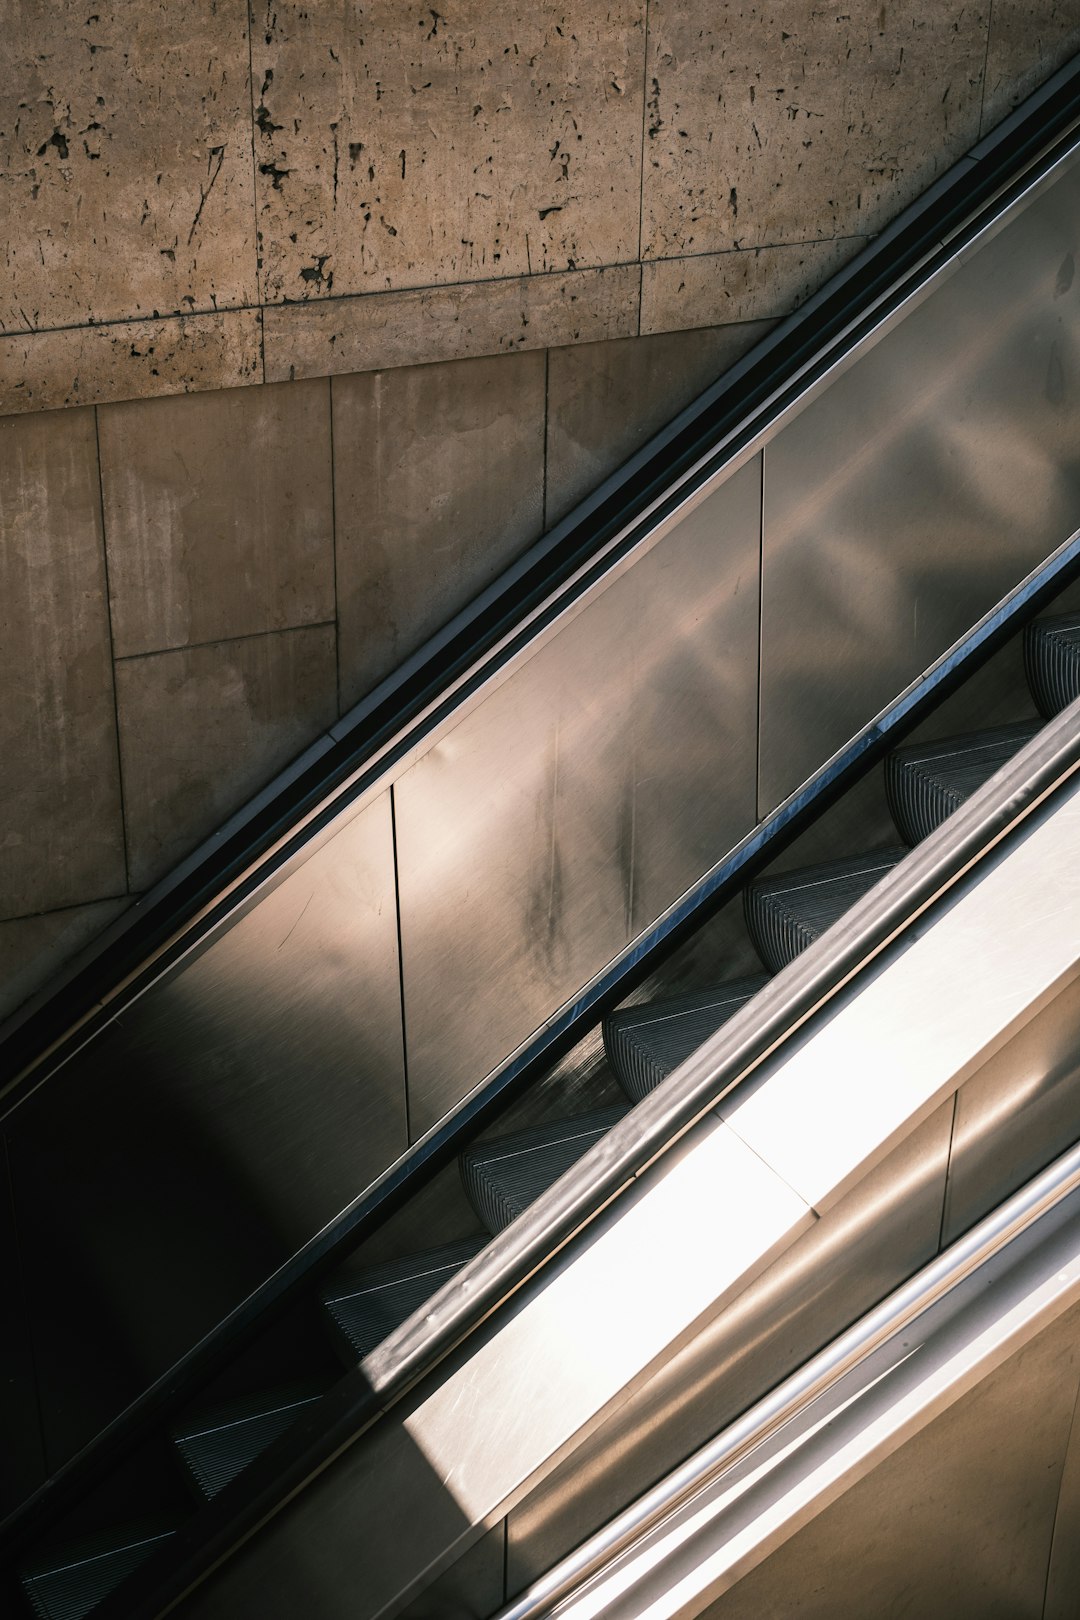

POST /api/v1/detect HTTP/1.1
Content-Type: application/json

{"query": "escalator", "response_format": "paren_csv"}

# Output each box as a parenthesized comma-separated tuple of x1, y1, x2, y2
(3, 55, 1080, 1620)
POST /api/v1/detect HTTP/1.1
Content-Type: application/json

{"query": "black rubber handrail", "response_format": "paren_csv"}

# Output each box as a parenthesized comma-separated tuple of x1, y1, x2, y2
(3, 59, 1080, 1587)
(3, 53, 1079, 1105)
(105, 685, 1080, 1620)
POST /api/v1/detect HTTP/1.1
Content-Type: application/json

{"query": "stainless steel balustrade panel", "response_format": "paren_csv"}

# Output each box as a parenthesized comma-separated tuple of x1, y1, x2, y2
(695, 1297, 1080, 1620)
(395, 456, 761, 1136)
(9, 789, 405, 1468)
(942, 971, 1080, 1247)
(759, 149, 1080, 812)
(504, 1100, 954, 1595)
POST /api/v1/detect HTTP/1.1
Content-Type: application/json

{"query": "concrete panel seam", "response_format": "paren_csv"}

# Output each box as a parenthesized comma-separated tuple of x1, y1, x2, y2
(93, 404, 132, 898)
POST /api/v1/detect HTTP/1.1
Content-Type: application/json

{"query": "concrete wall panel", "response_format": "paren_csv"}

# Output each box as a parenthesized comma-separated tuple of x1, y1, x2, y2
(0, 311, 263, 416)
(115, 626, 338, 889)
(545, 321, 773, 524)
(0, 0, 257, 332)
(99, 380, 335, 658)
(264, 264, 640, 384)
(3, 1, 1071, 414)
(333, 350, 546, 711)
(982, 2, 1080, 132)
(0, 407, 125, 920)
(641, 236, 865, 335)
(641, 1, 989, 260)
(253, 1, 647, 303)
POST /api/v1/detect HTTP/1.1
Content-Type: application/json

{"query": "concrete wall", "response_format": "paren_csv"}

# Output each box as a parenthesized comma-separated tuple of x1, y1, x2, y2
(4, 2, 1078, 414)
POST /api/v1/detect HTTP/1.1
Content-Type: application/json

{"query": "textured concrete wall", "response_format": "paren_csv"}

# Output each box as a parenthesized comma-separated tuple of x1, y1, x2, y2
(3, 2, 1077, 414)
(0, 319, 773, 1017)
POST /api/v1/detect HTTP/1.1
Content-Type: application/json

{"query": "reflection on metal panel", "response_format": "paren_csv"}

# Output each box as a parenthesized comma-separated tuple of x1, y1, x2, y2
(696, 1303, 1080, 1620)
(504, 1100, 952, 1594)
(396, 458, 760, 1136)
(942, 972, 1080, 1247)
(10, 791, 404, 1464)
(760, 153, 1080, 811)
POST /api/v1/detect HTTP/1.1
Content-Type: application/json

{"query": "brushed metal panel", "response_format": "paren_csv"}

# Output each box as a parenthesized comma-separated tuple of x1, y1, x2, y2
(942, 972, 1080, 1247)
(396, 456, 761, 1136)
(398, 1523, 505, 1620)
(760, 151, 1080, 811)
(626, 458, 761, 936)
(696, 1296, 1080, 1620)
(10, 790, 405, 1465)
(505, 1099, 952, 1595)
(1045, 1376, 1080, 1620)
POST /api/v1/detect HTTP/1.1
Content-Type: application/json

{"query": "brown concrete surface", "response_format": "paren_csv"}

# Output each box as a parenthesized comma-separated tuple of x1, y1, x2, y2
(99, 380, 335, 657)
(264, 263, 640, 383)
(334, 350, 546, 711)
(982, 0, 1080, 130)
(0, 311, 263, 415)
(0, 408, 126, 920)
(0, 0, 257, 332)
(254, 0, 646, 300)
(641, 2, 990, 260)
(114, 626, 338, 890)
(4, 2, 1076, 414)
(640, 237, 865, 335)
(545, 321, 773, 524)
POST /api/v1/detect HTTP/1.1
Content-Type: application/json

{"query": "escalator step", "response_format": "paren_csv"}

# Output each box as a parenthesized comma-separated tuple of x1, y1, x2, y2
(885, 721, 1040, 844)
(171, 1383, 327, 1501)
(1025, 613, 1080, 718)
(19, 1522, 177, 1620)
(460, 1106, 628, 1235)
(321, 1236, 488, 1362)
(604, 974, 771, 1103)
(745, 847, 907, 974)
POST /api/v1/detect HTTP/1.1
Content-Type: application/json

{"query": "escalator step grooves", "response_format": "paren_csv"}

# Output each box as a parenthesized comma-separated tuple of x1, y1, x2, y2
(745, 847, 908, 974)
(171, 1384, 328, 1502)
(19, 1524, 177, 1620)
(885, 721, 1039, 845)
(604, 974, 771, 1103)
(1025, 614, 1080, 718)
(321, 1236, 488, 1362)
(460, 1106, 629, 1234)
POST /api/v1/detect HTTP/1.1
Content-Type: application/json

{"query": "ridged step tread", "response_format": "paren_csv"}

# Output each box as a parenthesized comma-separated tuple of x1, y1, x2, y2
(745, 847, 908, 973)
(1025, 613, 1080, 718)
(171, 1382, 328, 1502)
(885, 721, 1039, 844)
(321, 1236, 487, 1363)
(604, 974, 771, 1103)
(460, 1106, 628, 1234)
(19, 1522, 178, 1620)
